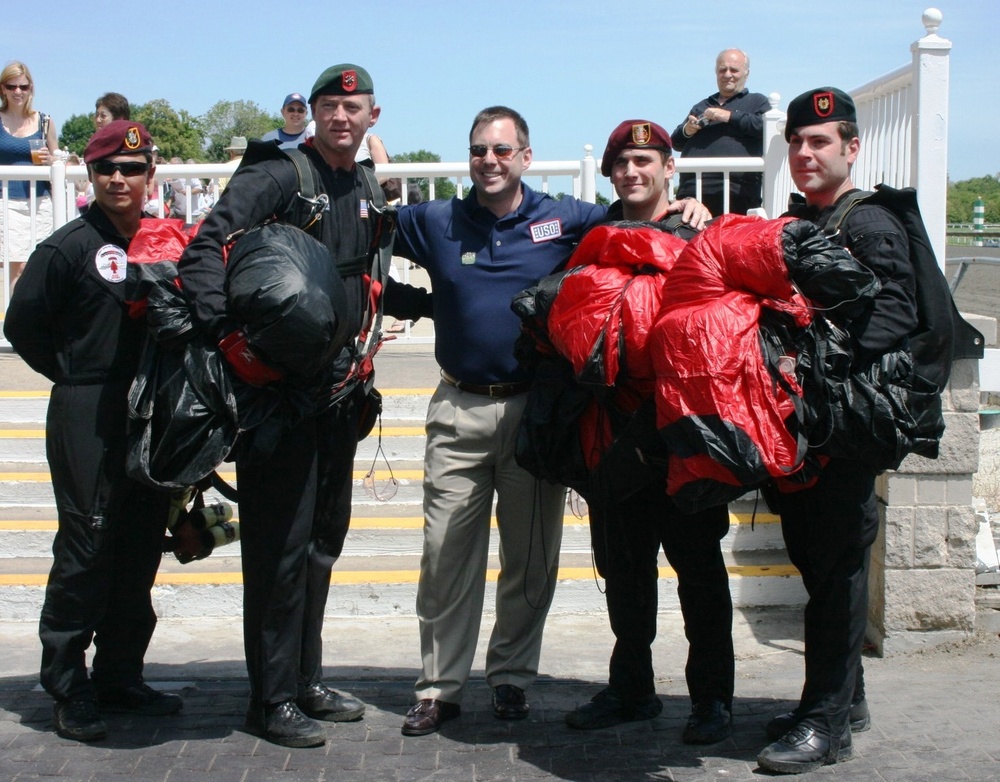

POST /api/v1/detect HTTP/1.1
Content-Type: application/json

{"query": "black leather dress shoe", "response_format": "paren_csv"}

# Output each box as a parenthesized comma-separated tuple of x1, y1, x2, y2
(757, 724, 852, 774)
(53, 697, 107, 742)
(244, 700, 326, 748)
(492, 685, 530, 720)
(297, 682, 365, 722)
(96, 682, 183, 716)
(401, 698, 461, 736)
(682, 700, 732, 744)
(765, 698, 871, 741)
(564, 687, 662, 730)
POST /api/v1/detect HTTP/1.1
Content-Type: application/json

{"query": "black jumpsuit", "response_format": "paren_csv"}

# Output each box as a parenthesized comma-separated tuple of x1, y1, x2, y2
(588, 205, 735, 710)
(4, 205, 171, 702)
(177, 145, 374, 709)
(770, 195, 918, 737)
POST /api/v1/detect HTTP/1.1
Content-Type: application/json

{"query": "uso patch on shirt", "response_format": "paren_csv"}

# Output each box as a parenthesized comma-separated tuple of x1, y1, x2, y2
(95, 244, 127, 284)
(529, 219, 562, 244)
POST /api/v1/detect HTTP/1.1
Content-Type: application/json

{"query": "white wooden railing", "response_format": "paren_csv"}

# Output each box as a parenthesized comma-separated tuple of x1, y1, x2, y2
(1, 9, 955, 352)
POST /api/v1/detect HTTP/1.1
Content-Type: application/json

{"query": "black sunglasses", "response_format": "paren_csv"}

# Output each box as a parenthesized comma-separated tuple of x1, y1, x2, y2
(469, 144, 525, 160)
(286, 106, 306, 113)
(91, 160, 151, 177)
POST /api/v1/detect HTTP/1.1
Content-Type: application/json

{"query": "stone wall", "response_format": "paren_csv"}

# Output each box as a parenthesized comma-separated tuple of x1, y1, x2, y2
(869, 313, 995, 654)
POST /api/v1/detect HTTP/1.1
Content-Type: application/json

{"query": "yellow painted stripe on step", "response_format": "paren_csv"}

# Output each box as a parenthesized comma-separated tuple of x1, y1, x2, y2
(0, 427, 427, 438)
(0, 564, 799, 588)
(377, 388, 435, 395)
(0, 513, 772, 531)
(0, 515, 588, 532)
(0, 389, 435, 399)
(0, 520, 58, 530)
(0, 469, 426, 482)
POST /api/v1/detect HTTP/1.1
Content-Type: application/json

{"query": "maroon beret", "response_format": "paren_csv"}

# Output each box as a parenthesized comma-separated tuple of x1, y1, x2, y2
(84, 120, 153, 163)
(601, 120, 672, 177)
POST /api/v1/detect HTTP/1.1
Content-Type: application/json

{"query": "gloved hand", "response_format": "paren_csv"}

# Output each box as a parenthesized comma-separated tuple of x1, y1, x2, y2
(218, 329, 284, 386)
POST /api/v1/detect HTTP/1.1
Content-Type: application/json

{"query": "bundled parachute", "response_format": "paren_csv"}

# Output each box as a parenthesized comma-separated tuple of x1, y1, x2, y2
(125, 219, 239, 492)
(226, 222, 351, 380)
(547, 221, 687, 388)
(651, 214, 880, 511)
(513, 222, 686, 488)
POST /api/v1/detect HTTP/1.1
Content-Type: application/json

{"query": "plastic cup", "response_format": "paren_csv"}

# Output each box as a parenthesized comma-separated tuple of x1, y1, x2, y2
(28, 139, 45, 164)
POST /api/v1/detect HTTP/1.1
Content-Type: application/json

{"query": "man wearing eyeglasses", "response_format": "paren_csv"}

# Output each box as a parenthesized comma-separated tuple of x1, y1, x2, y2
(261, 92, 311, 150)
(5, 121, 183, 743)
(390, 106, 709, 736)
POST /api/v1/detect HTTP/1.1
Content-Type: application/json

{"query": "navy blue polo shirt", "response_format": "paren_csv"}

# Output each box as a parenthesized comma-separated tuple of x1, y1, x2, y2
(395, 185, 606, 384)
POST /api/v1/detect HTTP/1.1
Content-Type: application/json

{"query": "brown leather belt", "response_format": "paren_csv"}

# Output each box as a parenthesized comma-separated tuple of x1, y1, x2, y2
(441, 371, 530, 398)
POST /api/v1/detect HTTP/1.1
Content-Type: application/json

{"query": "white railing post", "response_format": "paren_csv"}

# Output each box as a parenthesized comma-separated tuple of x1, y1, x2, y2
(580, 144, 597, 204)
(49, 160, 67, 231)
(911, 7, 951, 269)
(761, 92, 788, 219)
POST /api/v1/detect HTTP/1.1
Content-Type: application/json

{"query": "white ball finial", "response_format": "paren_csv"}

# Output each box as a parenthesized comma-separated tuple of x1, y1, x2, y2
(922, 8, 942, 35)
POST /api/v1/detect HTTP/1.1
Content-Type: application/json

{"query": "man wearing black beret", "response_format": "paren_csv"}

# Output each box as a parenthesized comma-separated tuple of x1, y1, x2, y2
(5, 121, 183, 742)
(178, 63, 417, 748)
(756, 87, 918, 774)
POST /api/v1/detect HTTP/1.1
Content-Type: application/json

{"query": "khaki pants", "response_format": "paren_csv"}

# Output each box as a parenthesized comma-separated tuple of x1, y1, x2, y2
(414, 381, 566, 703)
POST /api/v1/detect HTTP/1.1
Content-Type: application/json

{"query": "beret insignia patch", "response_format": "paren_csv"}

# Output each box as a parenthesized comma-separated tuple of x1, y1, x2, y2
(631, 123, 651, 146)
(814, 92, 834, 118)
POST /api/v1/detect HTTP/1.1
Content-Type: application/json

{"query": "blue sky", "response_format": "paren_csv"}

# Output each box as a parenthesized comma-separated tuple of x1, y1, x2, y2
(4, 1, 995, 184)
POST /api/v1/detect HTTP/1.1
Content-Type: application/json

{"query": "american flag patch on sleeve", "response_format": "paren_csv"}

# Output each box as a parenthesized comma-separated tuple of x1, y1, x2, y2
(360, 199, 369, 219)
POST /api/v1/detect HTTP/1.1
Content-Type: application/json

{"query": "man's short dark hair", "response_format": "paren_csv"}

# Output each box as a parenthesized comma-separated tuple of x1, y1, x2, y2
(838, 121, 860, 144)
(470, 106, 529, 147)
(96, 92, 130, 121)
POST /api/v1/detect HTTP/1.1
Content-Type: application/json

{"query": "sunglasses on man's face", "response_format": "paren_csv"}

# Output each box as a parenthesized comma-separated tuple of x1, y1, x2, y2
(286, 106, 306, 114)
(91, 160, 151, 177)
(469, 144, 525, 160)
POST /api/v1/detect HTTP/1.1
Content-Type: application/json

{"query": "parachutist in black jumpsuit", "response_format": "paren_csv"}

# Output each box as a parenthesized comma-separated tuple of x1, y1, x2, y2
(178, 145, 378, 716)
(4, 204, 172, 703)
(770, 195, 917, 740)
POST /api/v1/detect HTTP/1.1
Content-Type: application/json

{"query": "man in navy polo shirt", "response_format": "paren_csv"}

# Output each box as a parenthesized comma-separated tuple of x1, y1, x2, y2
(389, 105, 709, 736)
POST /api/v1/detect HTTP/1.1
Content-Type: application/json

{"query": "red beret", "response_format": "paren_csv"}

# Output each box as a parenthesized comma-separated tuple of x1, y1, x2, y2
(601, 120, 672, 177)
(84, 120, 153, 163)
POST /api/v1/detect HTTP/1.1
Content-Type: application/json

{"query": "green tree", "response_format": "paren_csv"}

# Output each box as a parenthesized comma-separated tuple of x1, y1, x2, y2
(948, 174, 1000, 224)
(58, 113, 96, 156)
(552, 191, 610, 206)
(132, 99, 203, 161)
(199, 100, 282, 161)
(392, 150, 457, 201)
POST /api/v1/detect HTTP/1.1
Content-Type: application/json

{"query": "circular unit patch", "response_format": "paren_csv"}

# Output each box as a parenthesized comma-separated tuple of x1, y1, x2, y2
(95, 244, 128, 284)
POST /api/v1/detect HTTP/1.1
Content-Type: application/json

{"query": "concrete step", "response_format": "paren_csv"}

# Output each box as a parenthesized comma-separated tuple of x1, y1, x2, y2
(0, 389, 804, 621)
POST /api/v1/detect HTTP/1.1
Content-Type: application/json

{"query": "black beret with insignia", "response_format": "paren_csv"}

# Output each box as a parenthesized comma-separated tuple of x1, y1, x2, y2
(784, 87, 857, 141)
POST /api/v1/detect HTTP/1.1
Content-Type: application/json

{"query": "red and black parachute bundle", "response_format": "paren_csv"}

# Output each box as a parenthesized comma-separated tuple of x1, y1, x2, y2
(651, 214, 880, 512)
(511, 221, 686, 495)
(124, 219, 239, 493)
(515, 214, 888, 513)
(125, 218, 202, 348)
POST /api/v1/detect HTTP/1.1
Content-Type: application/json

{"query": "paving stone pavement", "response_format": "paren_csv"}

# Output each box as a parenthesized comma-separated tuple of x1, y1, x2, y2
(1, 612, 999, 781)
